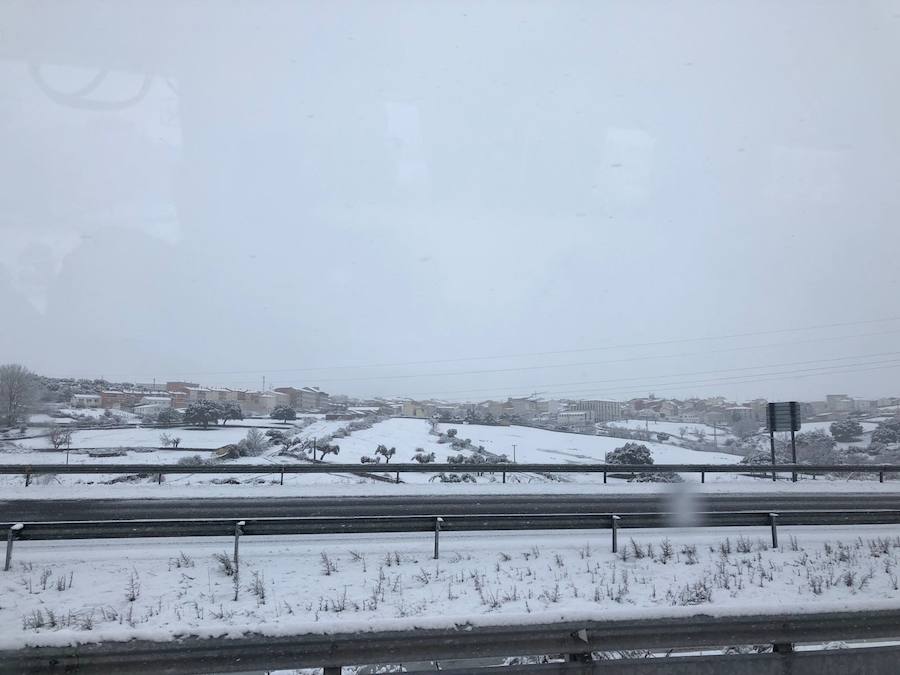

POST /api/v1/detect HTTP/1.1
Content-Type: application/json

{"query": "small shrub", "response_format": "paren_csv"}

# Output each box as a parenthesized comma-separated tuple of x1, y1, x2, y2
(674, 579, 712, 605)
(249, 571, 266, 604)
(213, 552, 235, 576)
(125, 569, 141, 602)
(320, 552, 338, 576)
(681, 544, 698, 565)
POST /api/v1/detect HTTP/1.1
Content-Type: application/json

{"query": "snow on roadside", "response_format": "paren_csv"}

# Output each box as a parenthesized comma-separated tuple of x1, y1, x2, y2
(3, 525, 900, 649)
(3, 477, 900, 501)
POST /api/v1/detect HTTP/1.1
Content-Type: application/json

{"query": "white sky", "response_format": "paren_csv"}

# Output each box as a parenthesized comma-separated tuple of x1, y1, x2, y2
(2, 1, 900, 402)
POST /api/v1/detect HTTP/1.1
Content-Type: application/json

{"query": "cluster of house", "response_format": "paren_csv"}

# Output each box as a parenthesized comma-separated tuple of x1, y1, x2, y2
(70, 381, 330, 417)
(68, 378, 899, 428)
(379, 397, 622, 428)
(808, 394, 892, 416)
(380, 393, 900, 432)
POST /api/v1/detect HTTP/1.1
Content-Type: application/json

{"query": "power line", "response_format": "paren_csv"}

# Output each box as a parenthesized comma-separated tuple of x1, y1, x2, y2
(203, 327, 900, 387)
(426, 357, 900, 402)
(98, 315, 900, 380)
(401, 349, 900, 398)
(575, 361, 900, 400)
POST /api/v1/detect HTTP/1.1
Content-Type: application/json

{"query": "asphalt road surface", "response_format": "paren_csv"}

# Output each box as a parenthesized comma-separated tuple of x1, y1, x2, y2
(4, 493, 898, 522)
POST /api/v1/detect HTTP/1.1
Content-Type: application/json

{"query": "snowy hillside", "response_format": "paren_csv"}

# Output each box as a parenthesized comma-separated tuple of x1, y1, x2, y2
(311, 419, 742, 466)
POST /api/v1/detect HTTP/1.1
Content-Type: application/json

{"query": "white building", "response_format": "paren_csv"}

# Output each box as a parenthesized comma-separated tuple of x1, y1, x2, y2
(184, 386, 288, 415)
(135, 402, 171, 418)
(70, 393, 102, 408)
(557, 410, 591, 427)
(570, 399, 621, 423)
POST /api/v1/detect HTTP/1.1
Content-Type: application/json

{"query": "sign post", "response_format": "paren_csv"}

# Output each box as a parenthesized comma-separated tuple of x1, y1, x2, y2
(766, 402, 801, 482)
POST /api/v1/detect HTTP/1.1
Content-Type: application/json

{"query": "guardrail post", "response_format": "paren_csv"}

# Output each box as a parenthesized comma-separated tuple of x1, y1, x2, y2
(5, 524, 23, 571)
(611, 515, 620, 553)
(701, 470, 705, 484)
(502, 470, 506, 484)
(769, 513, 779, 549)
(25, 472, 31, 487)
(434, 517, 443, 559)
(280, 467, 284, 486)
(880, 471, 885, 484)
(603, 471, 607, 484)
(157, 472, 163, 485)
(234, 520, 245, 573)
(395, 471, 400, 484)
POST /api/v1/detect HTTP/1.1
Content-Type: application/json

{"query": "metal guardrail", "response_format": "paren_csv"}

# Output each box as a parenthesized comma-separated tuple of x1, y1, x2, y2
(5, 508, 900, 570)
(2, 462, 898, 485)
(3, 609, 900, 674)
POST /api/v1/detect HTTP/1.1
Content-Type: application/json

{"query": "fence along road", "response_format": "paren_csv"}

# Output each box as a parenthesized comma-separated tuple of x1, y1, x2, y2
(8, 492, 900, 522)
(2, 462, 899, 484)
(5, 508, 900, 569)
(2, 608, 900, 674)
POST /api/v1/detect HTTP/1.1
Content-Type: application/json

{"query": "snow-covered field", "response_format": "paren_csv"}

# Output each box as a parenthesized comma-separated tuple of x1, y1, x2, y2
(10, 427, 248, 450)
(605, 419, 732, 442)
(5, 417, 347, 451)
(0, 418, 768, 491)
(1, 419, 741, 465)
(0, 447, 217, 465)
(56, 408, 142, 423)
(432, 422, 741, 465)
(4, 525, 900, 650)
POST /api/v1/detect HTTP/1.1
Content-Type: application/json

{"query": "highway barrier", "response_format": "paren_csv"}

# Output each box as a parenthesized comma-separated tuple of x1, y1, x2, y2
(5, 508, 900, 570)
(1, 462, 898, 486)
(3, 608, 900, 674)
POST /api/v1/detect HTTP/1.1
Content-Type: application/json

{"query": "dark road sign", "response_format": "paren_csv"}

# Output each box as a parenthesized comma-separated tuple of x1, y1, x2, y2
(767, 401, 801, 432)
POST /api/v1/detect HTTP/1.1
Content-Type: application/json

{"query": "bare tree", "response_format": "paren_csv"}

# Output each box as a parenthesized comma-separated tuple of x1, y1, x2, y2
(48, 424, 73, 450)
(0, 363, 38, 427)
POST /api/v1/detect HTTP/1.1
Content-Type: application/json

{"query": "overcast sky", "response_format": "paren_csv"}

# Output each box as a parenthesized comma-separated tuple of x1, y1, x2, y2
(2, 1, 900, 402)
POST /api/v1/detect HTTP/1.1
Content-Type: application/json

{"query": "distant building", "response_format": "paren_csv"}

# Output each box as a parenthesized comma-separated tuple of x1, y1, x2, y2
(401, 401, 434, 418)
(134, 398, 171, 418)
(570, 399, 622, 423)
(166, 381, 199, 393)
(299, 387, 328, 411)
(557, 410, 591, 428)
(659, 401, 679, 418)
(725, 406, 753, 421)
(747, 399, 769, 420)
(139, 395, 172, 407)
(70, 393, 101, 408)
(100, 390, 166, 411)
(274, 386, 330, 411)
(481, 400, 506, 418)
(507, 397, 537, 418)
(854, 399, 877, 413)
(826, 394, 854, 414)
(185, 386, 289, 415)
